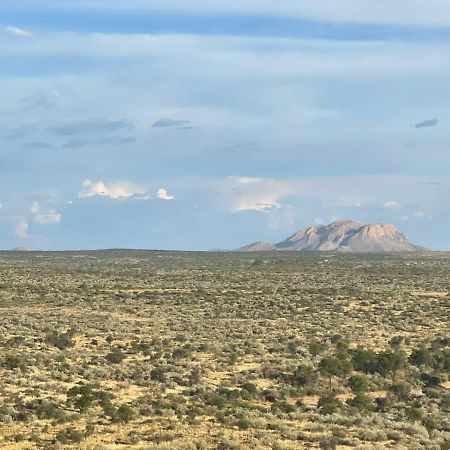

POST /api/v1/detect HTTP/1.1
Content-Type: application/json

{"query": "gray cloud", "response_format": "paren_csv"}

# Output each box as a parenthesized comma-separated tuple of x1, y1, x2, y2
(152, 118, 191, 128)
(20, 91, 60, 113)
(62, 136, 136, 149)
(220, 141, 261, 153)
(414, 118, 439, 128)
(23, 142, 54, 150)
(52, 118, 135, 136)
(100, 136, 137, 146)
(62, 138, 90, 149)
(419, 181, 442, 186)
(2, 123, 42, 141)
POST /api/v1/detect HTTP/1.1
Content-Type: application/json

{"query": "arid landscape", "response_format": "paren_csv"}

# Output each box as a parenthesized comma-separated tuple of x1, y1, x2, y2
(0, 250, 449, 449)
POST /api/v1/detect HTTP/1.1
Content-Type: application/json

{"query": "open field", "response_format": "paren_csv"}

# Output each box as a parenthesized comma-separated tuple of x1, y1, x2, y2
(0, 250, 449, 449)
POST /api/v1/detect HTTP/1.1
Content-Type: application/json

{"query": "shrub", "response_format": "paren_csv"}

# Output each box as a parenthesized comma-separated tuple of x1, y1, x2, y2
(236, 418, 250, 430)
(347, 374, 369, 393)
(3, 354, 28, 371)
(318, 392, 341, 415)
(55, 427, 84, 444)
(105, 347, 126, 364)
(45, 329, 76, 350)
(347, 393, 374, 412)
(115, 404, 136, 423)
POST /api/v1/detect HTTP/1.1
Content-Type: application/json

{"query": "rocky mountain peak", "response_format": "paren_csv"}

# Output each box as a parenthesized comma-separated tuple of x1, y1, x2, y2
(237, 220, 425, 253)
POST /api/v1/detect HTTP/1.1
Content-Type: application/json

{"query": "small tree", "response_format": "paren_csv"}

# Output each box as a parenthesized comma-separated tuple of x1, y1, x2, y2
(409, 346, 434, 367)
(319, 357, 352, 387)
(309, 341, 327, 357)
(318, 391, 341, 415)
(376, 351, 407, 378)
(67, 385, 98, 413)
(347, 393, 373, 412)
(115, 404, 135, 423)
(293, 364, 316, 387)
(347, 374, 369, 393)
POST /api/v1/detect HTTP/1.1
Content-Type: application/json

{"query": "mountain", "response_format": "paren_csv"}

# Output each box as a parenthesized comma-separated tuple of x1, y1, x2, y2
(237, 241, 277, 252)
(237, 220, 425, 253)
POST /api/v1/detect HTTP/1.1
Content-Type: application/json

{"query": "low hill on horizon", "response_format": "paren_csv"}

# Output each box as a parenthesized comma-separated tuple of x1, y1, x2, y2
(237, 219, 426, 253)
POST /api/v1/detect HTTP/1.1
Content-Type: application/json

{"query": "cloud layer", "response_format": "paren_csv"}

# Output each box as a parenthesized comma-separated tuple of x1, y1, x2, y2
(5, 26, 32, 37)
(13, 0, 450, 26)
(0, 3, 449, 250)
(78, 180, 150, 200)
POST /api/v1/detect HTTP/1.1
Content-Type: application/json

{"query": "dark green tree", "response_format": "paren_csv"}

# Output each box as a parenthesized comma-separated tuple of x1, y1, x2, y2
(318, 391, 341, 415)
(347, 374, 369, 393)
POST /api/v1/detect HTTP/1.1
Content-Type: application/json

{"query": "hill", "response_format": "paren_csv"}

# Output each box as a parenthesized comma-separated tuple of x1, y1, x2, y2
(238, 219, 425, 252)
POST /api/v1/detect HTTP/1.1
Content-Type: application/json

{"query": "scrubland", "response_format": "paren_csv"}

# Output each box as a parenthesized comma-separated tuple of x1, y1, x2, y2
(0, 250, 449, 449)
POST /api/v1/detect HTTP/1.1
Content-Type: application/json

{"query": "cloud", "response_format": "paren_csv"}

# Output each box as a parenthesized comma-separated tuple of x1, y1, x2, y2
(34, 211, 61, 225)
(31, 201, 40, 214)
(157, 188, 175, 201)
(52, 118, 134, 136)
(20, 90, 60, 112)
(152, 118, 191, 128)
(5, 26, 32, 38)
(414, 118, 439, 128)
(62, 138, 90, 149)
(215, 175, 448, 217)
(3, 125, 38, 141)
(29, 201, 61, 225)
(383, 201, 400, 209)
(15, 217, 31, 238)
(62, 136, 136, 149)
(219, 177, 294, 212)
(23, 142, 54, 150)
(413, 210, 425, 218)
(78, 179, 150, 200)
(25, 0, 450, 27)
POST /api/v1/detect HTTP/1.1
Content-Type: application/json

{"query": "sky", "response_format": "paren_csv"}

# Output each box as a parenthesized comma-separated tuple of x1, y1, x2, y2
(1, 1, 450, 251)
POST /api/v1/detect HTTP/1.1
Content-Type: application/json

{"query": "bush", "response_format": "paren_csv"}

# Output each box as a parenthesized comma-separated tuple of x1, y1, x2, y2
(115, 404, 136, 423)
(3, 354, 28, 371)
(347, 374, 369, 393)
(293, 364, 316, 386)
(45, 329, 76, 350)
(347, 393, 374, 412)
(55, 427, 84, 444)
(105, 347, 126, 364)
(236, 418, 250, 430)
(66, 384, 100, 413)
(318, 392, 341, 415)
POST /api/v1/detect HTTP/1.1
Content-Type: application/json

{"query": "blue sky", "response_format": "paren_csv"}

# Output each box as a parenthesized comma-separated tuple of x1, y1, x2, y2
(1, 0, 450, 250)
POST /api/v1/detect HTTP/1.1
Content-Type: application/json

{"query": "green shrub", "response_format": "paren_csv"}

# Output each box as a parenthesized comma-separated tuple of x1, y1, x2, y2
(318, 392, 341, 415)
(55, 427, 84, 444)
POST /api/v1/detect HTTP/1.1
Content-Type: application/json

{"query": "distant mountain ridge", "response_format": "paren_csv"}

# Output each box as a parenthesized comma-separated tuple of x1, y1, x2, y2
(237, 219, 425, 253)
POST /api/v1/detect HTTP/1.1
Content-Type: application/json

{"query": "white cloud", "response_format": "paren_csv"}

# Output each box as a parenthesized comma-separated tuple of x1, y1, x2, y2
(268, 205, 295, 230)
(34, 211, 61, 225)
(157, 188, 175, 201)
(15, 217, 31, 238)
(215, 175, 449, 217)
(413, 210, 425, 218)
(5, 26, 32, 38)
(383, 201, 400, 209)
(3, 33, 450, 79)
(218, 176, 294, 212)
(78, 179, 150, 200)
(31, 201, 40, 214)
